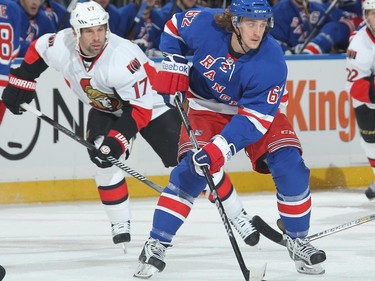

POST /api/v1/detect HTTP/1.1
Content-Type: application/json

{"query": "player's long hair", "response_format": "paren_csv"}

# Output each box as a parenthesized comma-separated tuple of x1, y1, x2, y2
(215, 9, 235, 33)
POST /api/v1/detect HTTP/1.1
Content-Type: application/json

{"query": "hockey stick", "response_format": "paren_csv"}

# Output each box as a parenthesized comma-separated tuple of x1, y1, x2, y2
(126, 0, 149, 40)
(252, 213, 375, 247)
(174, 94, 264, 281)
(20, 103, 164, 193)
(56, 0, 78, 32)
(296, 0, 339, 54)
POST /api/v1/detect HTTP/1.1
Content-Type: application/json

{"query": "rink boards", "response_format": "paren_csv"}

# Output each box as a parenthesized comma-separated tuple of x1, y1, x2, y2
(0, 54, 372, 203)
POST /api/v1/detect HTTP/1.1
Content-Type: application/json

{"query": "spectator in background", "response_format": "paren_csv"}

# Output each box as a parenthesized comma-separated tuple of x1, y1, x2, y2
(159, 0, 202, 21)
(42, 0, 70, 30)
(93, 0, 123, 36)
(345, 0, 375, 200)
(333, 0, 362, 15)
(17, 0, 56, 57)
(119, 0, 166, 57)
(271, 0, 361, 54)
(0, 0, 21, 124)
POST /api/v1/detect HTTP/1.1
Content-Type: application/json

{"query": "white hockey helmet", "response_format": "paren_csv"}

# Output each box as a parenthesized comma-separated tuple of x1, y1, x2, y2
(363, 0, 375, 16)
(363, 0, 375, 29)
(70, 1, 110, 50)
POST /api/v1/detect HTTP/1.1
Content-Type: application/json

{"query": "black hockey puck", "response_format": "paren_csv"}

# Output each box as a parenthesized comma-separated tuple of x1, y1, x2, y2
(365, 187, 375, 200)
(8, 141, 22, 148)
(0, 265, 6, 280)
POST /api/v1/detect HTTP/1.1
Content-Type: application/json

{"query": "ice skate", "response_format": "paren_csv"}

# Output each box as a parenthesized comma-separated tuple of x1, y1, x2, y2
(134, 237, 169, 279)
(365, 180, 375, 200)
(111, 221, 130, 253)
(230, 209, 260, 246)
(286, 235, 326, 275)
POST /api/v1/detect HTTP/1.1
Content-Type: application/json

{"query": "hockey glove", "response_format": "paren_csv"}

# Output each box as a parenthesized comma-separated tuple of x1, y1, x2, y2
(191, 135, 236, 176)
(2, 68, 37, 115)
(350, 75, 375, 103)
(90, 129, 129, 169)
(285, 43, 305, 55)
(152, 54, 189, 108)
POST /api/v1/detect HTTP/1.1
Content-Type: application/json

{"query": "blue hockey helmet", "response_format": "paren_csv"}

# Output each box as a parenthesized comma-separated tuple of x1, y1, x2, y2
(230, 0, 273, 20)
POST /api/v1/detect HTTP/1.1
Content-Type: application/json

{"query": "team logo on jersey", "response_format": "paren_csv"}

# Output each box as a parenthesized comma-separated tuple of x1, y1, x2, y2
(219, 93, 231, 101)
(48, 35, 56, 47)
(291, 17, 299, 28)
(346, 49, 357, 59)
(80, 78, 122, 111)
(127, 58, 141, 74)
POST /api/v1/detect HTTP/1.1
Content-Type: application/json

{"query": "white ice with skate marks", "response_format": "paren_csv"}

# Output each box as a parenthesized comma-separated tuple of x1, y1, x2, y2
(0, 189, 374, 281)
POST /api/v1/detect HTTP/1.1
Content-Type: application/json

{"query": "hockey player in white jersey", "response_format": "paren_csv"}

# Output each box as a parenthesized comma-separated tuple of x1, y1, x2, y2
(2, 0, 180, 251)
(346, 0, 375, 200)
(1, 0, 259, 252)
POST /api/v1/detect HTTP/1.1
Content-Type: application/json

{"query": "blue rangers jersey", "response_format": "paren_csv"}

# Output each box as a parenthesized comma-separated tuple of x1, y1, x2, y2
(119, 2, 166, 55)
(17, 0, 56, 57)
(271, 0, 353, 53)
(160, 8, 287, 151)
(0, 0, 21, 93)
(42, 0, 70, 30)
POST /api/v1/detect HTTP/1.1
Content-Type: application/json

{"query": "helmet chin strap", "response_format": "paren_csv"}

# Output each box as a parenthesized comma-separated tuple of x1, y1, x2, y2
(234, 25, 248, 54)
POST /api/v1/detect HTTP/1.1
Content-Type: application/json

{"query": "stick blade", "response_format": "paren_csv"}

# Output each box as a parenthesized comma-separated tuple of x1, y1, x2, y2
(252, 215, 286, 246)
(250, 263, 267, 281)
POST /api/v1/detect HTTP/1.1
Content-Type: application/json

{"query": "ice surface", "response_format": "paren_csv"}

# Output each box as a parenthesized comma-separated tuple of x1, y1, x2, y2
(0, 189, 374, 281)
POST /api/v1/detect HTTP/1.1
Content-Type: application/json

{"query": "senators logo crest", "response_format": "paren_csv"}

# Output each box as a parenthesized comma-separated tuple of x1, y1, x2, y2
(346, 49, 357, 59)
(48, 35, 56, 47)
(80, 78, 122, 111)
(127, 58, 141, 74)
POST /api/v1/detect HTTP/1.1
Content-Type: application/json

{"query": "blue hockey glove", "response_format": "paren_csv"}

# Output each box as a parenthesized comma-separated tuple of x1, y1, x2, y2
(191, 135, 236, 176)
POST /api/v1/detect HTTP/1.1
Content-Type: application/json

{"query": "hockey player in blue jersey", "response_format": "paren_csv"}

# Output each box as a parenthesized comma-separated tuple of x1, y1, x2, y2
(93, 0, 122, 36)
(0, 0, 21, 123)
(0, 2, 21, 279)
(42, 0, 70, 30)
(134, 0, 326, 278)
(17, 0, 56, 57)
(271, 0, 362, 54)
(119, 0, 166, 57)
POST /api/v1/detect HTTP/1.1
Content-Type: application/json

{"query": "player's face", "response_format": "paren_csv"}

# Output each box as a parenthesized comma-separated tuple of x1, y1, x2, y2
(20, 0, 42, 17)
(237, 18, 268, 51)
(180, 0, 197, 9)
(366, 9, 375, 32)
(94, 0, 110, 9)
(78, 25, 107, 57)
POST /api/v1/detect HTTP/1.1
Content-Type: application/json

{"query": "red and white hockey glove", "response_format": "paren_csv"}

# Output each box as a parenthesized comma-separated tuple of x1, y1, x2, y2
(90, 129, 129, 169)
(350, 75, 375, 103)
(192, 135, 236, 176)
(152, 54, 189, 108)
(1, 68, 37, 115)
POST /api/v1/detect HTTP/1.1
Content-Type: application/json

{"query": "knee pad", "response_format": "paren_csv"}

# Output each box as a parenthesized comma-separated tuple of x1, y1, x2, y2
(267, 148, 310, 196)
(169, 154, 207, 198)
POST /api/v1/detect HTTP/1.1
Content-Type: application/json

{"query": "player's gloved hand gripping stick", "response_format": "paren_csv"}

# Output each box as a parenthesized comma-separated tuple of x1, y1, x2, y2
(20, 103, 164, 193)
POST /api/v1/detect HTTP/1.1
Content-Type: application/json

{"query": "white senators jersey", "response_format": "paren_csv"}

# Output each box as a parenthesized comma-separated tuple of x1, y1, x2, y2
(346, 26, 375, 109)
(34, 28, 167, 120)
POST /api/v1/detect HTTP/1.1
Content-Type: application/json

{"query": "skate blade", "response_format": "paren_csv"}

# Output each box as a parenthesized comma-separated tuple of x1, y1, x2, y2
(250, 263, 267, 281)
(119, 242, 128, 254)
(295, 260, 325, 275)
(133, 263, 159, 279)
